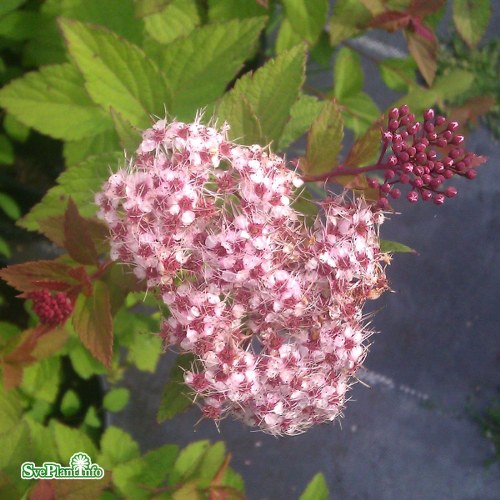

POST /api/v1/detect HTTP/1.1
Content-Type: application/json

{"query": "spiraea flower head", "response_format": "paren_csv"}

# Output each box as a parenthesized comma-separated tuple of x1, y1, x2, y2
(96, 115, 389, 435)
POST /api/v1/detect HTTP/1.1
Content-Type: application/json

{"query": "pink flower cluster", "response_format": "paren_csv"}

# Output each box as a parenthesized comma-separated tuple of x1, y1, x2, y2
(96, 116, 388, 435)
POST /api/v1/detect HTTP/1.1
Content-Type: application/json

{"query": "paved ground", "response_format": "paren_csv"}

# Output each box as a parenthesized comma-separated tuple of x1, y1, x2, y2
(112, 20, 500, 500)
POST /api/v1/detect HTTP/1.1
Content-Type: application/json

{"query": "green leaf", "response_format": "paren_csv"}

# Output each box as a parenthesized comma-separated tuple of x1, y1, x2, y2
(220, 44, 306, 146)
(0, 421, 31, 477)
(135, 0, 173, 18)
(198, 442, 226, 482)
(279, 94, 324, 150)
(144, 0, 199, 45)
(25, 417, 60, 464)
(217, 93, 264, 145)
(83, 406, 101, 428)
(60, 389, 81, 417)
(21, 357, 61, 403)
(207, 0, 268, 21)
(72, 281, 113, 368)
(103, 387, 130, 412)
(110, 109, 142, 153)
(26, 399, 52, 424)
(98, 426, 140, 470)
(334, 47, 364, 100)
(170, 440, 210, 485)
(380, 239, 416, 253)
(126, 331, 162, 373)
(0, 0, 26, 19)
(3, 114, 29, 142)
(432, 68, 475, 105)
(63, 129, 120, 166)
(0, 11, 39, 41)
(342, 92, 380, 136)
(0, 135, 14, 165)
(310, 30, 333, 67)
(299, 472, 329, 500)
(61, 0, 143, 45)
(114, 309, 162, 371)
(19, 151, 122, 231)
(112, 458, 149, 499)
(0, 64, 112, 141)
(329, 0, 372, 46)
(23, 12, 66, 66)
(282, 0, 328, 45)
(303, 100, 343, 175)
(394, 85, 437, 116)
(52, 421, 98, 463)
(0, 385, 22, 434)
(0, 193, 20, 220)
(0, 237, 10, 259)
(159, 17, 267, 120)
(453, 0, 491, 48)
(140, 444, 179, 487)
(379, 57, 417, 92)
(292, 186, 319, 221)
(60, 19, 169, 127)
(157, 354, 195, 422)
(68, 338, 107, 379)
(275, 18, 302, 54)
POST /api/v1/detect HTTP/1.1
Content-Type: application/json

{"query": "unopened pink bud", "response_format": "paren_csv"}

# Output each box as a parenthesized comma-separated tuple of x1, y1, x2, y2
(407, 191, 418, 202)
(444, 186, 458, 198)
(424, 109, 435, 121)
(389, 108, 399, 120)
(433, 193, 445, 205)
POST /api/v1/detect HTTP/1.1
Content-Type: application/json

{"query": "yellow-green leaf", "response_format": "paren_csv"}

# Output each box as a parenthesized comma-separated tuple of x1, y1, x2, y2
(0, 64, 112, 140)
(304, 100, 343, 175)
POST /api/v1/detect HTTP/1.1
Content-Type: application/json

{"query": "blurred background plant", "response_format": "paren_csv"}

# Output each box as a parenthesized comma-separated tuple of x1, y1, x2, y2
(0, 0, 496, 498)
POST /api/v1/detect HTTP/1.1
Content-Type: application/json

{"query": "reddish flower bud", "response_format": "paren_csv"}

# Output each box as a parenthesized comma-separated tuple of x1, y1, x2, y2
(29, 289, 73, 325)
(380, 183, 391, 193)
(453, 135, 464, 145)
(424, 109, 435, 121)
(384, 169, 395, 179)
(433, 193, 445, 205)
(390, 188, 401, 199)
(421, 190, 432, 201)
(398, 152, 410, 162)
(399, 104, 409, 116)
(448, 121, 459, 131)
(444, 186, 458, 198)
(465, 169, 477, 180)
(389, 108, 399, 120)
(435, 115, 446, 126)
(407, 191, 419, 203)
(389, 119, 400, 131)
(368, 178, 379, 188)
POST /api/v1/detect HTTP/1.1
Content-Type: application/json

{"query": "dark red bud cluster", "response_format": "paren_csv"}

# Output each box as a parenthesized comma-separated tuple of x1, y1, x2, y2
(29, 289, 73, 325)
(370, 105, 482, 208)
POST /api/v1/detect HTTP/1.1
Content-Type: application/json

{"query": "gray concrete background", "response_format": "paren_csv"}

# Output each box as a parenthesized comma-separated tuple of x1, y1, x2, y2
(111, 10, 500, 500)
